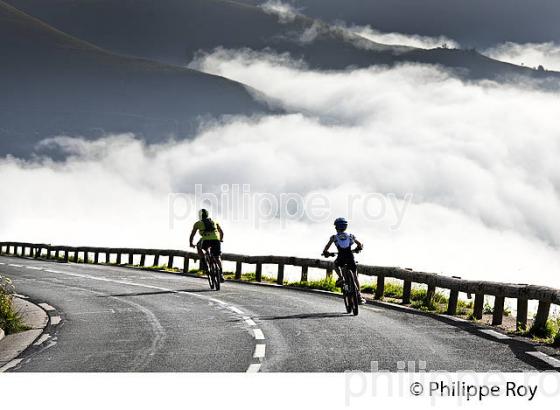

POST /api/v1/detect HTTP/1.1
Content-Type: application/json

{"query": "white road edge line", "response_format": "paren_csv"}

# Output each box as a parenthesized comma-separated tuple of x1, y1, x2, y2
(38, 303, 55, 311)
(34, 334, 51, 346)
(228, 306, 244, 315)
(246, 363, 261, 373)
(526, 351, 560, 368)
(479, 329, 511, 340)
(0, 359, 23, 373)
(253, 344, 266, 359)
(0, 262, 5, 265)
(8, 264, 24, 267)
(26, 266, 43, 270)
(253, 329, 265, 340)
(50, 316, 62, 326)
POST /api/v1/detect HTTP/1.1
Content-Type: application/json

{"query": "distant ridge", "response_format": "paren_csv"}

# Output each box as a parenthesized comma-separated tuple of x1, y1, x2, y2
(0, 0, 269, 157)
(5, 0, 560, 81)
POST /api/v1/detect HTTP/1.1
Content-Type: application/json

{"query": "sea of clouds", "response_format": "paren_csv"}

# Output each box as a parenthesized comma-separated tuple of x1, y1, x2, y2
(2, 46, 560, 288)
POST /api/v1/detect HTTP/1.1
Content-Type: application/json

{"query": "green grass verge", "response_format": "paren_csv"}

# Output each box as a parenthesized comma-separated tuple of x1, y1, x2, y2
(0, 274, 28, 335)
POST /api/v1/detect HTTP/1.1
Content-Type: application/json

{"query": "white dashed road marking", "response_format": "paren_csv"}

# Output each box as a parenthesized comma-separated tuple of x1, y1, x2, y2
(8, 264, 23, 267)
(479, 329, 511, 340)
(253, 329, 265, 340)
(253, 344, 266, 359)
(26, 266, 42, 270)
(246, 363, 261, 373)
(243, 316, 257, 326)
(526, 351, 560, 369)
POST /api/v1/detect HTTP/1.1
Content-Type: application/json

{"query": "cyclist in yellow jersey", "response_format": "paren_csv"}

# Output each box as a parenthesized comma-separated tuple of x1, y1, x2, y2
(189, 209, 225, 281)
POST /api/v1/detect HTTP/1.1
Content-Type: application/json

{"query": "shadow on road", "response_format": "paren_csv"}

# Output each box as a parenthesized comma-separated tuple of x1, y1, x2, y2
(99, 289, 215, 297)
(256, 312, 349, 321)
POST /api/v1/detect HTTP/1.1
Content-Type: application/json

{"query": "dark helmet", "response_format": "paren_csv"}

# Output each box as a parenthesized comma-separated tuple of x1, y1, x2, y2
(334, 217, 348, 230)
(198, 208, 209, 220)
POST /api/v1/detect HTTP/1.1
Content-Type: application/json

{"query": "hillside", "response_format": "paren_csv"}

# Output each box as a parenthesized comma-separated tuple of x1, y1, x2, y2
(0, 1, 268, 157)
(6, 0, 557, 82)
(237, 0, 560, 48)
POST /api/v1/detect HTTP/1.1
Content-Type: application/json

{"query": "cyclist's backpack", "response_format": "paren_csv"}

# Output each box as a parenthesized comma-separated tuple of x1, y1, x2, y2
(202, 217, 216, 234)
(333, 232, 354, 249)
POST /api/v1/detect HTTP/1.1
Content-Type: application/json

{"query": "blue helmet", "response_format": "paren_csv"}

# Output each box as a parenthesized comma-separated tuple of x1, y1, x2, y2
(334, 217, 348, 230)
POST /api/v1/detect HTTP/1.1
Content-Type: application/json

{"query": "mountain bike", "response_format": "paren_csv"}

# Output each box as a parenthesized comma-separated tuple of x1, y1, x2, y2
(323, 250, 360, 316)
(202, 248, 222, 291)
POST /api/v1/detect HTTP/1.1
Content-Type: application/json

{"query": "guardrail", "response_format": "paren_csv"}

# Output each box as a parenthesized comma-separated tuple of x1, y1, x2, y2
(1, 241, 558, 334)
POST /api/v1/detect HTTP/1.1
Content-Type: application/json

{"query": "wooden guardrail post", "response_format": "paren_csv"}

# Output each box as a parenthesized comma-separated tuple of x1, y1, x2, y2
(447, 289, 459, 315)
(402, 280, 412, 304)
(326, 268, 333, 279)
(183, 257, 190, 274)
(532, 301, 551, 335)
(94, 252, 99, 264)
(84, 251, 89, 264)
(128, 253, 133, 265)
(277, 264, 285, 285)
(63, 250, 68, 263)
(235, 261, 242, 279)
(425, 283, 436, 306)
(255, 263, 262, 282)
(140, 254, 146, 267)
(473, 293, 484, 320)
(301, 265, 308, 282)
(153, 253, 160, 267)
(167, 255, 174, 269)
(492, 296, 505, 326)
(516, 298, 528, 331)
(375, 275, 385, 300)
(116, 253, 122, 265)
(55, 249, 60, 260)
(73, 250, 80, 263)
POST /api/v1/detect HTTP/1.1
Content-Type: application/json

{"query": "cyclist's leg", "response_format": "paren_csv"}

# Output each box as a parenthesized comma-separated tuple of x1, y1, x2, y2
(210, 240, 224, 282)
(348, 260, 365, 303)
(333, 258, 344, 287)
(196, 240, 208, 271)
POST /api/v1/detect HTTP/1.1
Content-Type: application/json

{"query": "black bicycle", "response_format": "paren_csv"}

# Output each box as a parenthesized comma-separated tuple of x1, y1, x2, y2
(202, 248, 222, 291)
(323, 251, 360, 316)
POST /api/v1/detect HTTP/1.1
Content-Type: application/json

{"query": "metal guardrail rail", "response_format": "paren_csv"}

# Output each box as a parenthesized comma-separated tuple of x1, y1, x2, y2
(1, 241, 558, 334)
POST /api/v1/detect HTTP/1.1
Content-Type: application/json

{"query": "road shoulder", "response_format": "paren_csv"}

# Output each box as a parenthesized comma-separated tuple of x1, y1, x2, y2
(0, 296, 49, 371)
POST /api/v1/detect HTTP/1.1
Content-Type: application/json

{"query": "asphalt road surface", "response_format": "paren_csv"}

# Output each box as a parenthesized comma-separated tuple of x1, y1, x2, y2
(0, 255, 556, 372)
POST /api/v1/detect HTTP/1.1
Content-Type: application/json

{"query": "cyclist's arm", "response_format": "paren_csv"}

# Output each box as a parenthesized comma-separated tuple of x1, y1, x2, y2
(354, 238, 364, 251)
(189, 226, 198, 248)
(217, 224, 224, 242)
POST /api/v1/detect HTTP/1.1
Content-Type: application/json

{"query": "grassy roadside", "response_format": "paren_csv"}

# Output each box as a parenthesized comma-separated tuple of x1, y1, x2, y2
(0, 274, 28, 335)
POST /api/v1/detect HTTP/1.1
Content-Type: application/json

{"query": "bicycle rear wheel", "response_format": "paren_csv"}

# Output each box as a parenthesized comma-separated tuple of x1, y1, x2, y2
(342, 268, 352, 314)
(212, 259, 221, 291)
(349, 274, 359, 316)
(205, 255, 215, 290)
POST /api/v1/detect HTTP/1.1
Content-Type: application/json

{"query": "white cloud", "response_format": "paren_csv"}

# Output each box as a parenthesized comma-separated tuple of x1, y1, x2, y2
(2, 50, 560, 289)
(347, 25, 460, 50)
(484, 42, 560, 72)
(260, 0, 299, 23)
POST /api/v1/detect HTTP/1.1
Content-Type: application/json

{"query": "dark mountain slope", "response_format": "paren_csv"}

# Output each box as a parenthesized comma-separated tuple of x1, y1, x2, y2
(237, 0, 560, 48)
(0, 1, 267, 157)
(6, 0, 558, 82)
